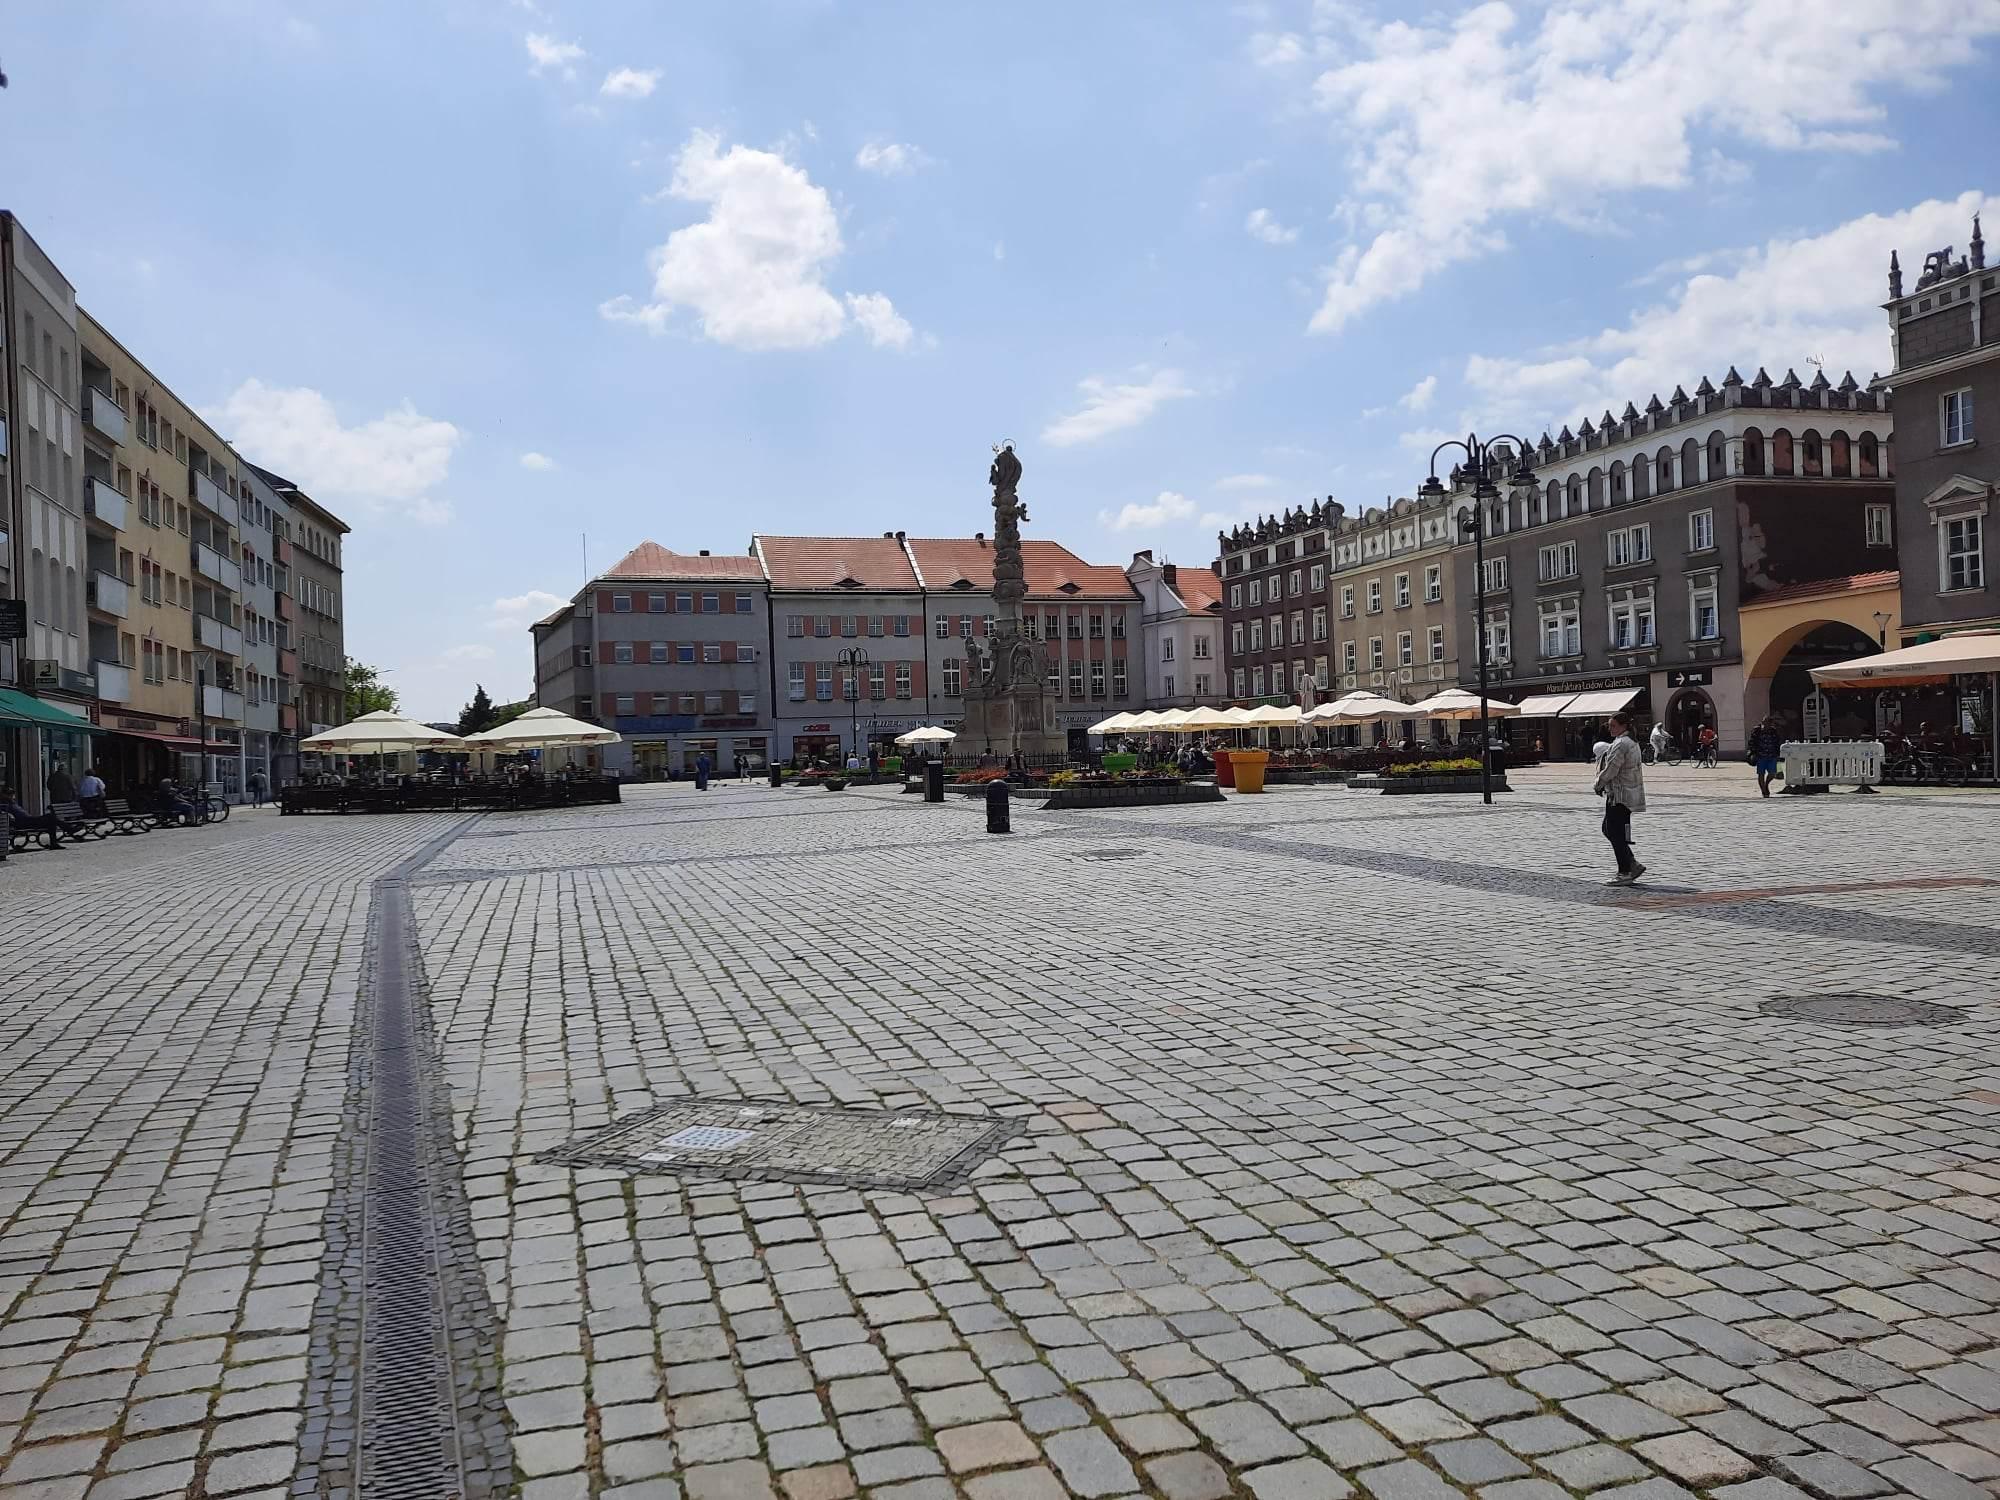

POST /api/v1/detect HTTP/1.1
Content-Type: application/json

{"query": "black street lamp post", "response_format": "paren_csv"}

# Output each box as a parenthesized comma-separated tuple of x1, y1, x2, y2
(1419, 434, 1538, 806)
(836, 646, 869, 765)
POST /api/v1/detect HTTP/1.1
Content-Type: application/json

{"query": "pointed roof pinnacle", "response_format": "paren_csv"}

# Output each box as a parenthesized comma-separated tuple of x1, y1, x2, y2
(1695, 376, 1716, 396)
(1722, 366, 1744, 386)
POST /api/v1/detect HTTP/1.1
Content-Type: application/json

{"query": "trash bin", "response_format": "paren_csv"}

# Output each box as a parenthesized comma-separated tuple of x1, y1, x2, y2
(1213, 749, 1237, 788)
(768, 764, 783, 788)
(1231, 749, 1271, 793)
(985, 778, 1010, 834)
(924, 761, 945, 803)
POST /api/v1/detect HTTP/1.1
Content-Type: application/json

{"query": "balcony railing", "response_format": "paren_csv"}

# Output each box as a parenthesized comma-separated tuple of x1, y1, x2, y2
(279, 704, 298, 732)
(83, 389, 129, 445)
(94, 660, 132, 703)
(275, 592, 294, 622)
(279, 648, 299, 677)
(88, 571, 130, 618)
(192, 541, 243, 593)
(85, 476, 129, 531)
(274, 536, 293, 566)
(196, 612, 244, 656)
(202, 685, 245, 720)
(191, 469, 239, 527)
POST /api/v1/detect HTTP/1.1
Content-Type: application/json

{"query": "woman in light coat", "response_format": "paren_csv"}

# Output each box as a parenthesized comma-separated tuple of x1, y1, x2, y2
(1592, 711, 1647, 885)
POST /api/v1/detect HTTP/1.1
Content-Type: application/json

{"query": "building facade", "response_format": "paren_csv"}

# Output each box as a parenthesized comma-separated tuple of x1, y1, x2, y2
(1325, 498, 1461, 707)
(586, 543, 772, 778)
(1125, 551, 1223, 708)
(2, 212, 92, 807)
(754, 534, 928, 764)
(264, 471, 349, 742)
(240, 466, 301, 785)
(1881, 218, 1998, 639)
(1448, 368, 1895, 755)
(1215, 505, 1332, 703)
(531, 599, 590, 723)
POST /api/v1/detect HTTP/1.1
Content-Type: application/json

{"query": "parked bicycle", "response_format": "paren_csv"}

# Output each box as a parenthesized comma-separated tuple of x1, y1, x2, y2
(1881, 745, 1972, 786)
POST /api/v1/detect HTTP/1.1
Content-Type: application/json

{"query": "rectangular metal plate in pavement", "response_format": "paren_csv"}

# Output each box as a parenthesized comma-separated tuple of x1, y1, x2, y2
(544, 1097, 1025, 1190)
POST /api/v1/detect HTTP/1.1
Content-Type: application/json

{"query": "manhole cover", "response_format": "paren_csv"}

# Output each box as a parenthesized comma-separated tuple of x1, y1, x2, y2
(1759, 994, 1968, 1028)
(1076, 848, 1142, 861)
(545, 1097, 1025, 1190)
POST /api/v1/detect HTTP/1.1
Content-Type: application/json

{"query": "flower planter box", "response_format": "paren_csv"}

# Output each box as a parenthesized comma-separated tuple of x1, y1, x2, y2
(823, 778, 848, 791)
(1043, 781, 1225, 810)
(1377, 773, 1510, 795)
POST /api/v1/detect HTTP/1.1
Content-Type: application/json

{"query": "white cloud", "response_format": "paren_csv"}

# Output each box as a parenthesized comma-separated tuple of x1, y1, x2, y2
(518, 451, 556, 471)
(1216, 473, 1278, 491)
(441, 644, 496, 663)
(525, 32, 585, 77)
(844, 292, 915, 350)
(1248, 31, 1306, 68)
(1398, 374, 1438, 412)
(1301, 1, 2000, 334)
(488, 590, 569, 632)
(1100, 491, 1195, 533)
(603, 129, 913, 352)
(855, 141, 932, 175)
(213, 380, 461, 526)
(1042, 368, 1196, 448)
(1244, 208, 1299, 246)
(1454, 191, 1989, 439)
(601, 67, 661, 99)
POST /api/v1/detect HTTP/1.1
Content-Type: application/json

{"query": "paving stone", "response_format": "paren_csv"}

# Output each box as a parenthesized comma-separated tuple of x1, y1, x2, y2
(1146, 1451, 1235, 1500)
(1244, 1456, 1354, 1498)
(1188, 1399, 1311, 1465)
(1633, 1433, 1761, 1486)
(1358, 1459, 1472, 1500)
(937, 1421, 1038, 1474)
(1042, 1426, 1140, 1497)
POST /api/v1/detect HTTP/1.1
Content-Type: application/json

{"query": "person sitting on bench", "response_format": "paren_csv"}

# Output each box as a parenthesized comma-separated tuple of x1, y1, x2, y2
(155, 777, 198, 825)
(3, 786, 65, 848)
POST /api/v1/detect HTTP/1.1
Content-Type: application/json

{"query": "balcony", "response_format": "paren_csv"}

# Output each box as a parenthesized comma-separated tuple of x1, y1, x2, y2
(191, 469, 239, 527)
(83, 389, 128, 445)
(202, 684, 245, 721)
(192, 541, 243, 592)
(94, 660, 131, 704)
(88, 571, 130, 618)
(279, 704, 298, 733)
(196, 612, 244, 656)
(85, 476, 129, 531)
(279, 648, 299, 677)
(274, 536, 293, 566)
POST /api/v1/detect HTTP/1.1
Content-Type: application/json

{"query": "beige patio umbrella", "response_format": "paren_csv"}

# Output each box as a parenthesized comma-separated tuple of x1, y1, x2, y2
(1123, 710, 1168, 730)
(895, 725, 959, 744)
(465, 706, 621, 771)
(1316, 690, 1409, 722)
(1175, 705, 1239, 731)
(1407, 687, 1521, 720)
(1813, 629, 2000, 781)
(1087, 712, 1140, 735)
(301, 710, 467, 752)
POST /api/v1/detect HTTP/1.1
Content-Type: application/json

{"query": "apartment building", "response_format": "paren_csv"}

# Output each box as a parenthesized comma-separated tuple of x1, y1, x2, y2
(581, 542, 772, 778)
(1125, 551, 1223, 709)
(241, 466, 301, 784)
(1323, 499, 1460, 704)
(1215, 504, 1333, 704)
(2, 212, 93, 808)
(1449, 367, 1894, 756)
(754, 534, 927, 764)
(531, 598, 590, 723)
(259, 468, 349, 739)
(1881, 217, 1998, 639)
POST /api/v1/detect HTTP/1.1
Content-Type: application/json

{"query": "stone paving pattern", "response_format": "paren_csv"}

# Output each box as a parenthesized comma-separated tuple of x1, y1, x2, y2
(2, 772, 1998, 1498)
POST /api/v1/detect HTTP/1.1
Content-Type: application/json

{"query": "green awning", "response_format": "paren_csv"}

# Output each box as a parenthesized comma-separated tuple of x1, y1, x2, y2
(0, 688, 104, 733)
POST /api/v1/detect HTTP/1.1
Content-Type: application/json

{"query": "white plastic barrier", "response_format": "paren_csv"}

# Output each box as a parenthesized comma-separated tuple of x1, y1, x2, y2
(1779, 739, 1883, 790)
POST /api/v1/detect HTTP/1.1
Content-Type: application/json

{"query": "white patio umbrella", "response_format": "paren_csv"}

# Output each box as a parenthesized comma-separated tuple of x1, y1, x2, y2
(1316, 691, 1409, 722)
(1123, 710, 1168, 730)
(301, 710, 467, 752)
(1175, 705, 1239, 731)
(1813, 629, 2000, 780)
(1088, 712, 1139, 736)
(465, 706, 620, 749)
(895, 725, 959, 745)
(1407, 687, 1522, 720)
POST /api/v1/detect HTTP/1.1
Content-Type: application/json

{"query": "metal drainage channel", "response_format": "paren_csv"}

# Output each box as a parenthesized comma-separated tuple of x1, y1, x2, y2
(295, 816, 509, 1500)
(1760, 993, 1969, 1028)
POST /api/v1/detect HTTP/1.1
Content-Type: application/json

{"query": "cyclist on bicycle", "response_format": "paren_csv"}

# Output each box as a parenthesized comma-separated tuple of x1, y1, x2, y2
(1697, 724, 1718, 767)
(156, 776, 198, 825)
(1648, 721, 1671, 764)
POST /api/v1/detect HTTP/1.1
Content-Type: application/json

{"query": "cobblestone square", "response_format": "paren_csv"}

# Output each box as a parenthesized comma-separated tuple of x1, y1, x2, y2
(2, 771, 1997, 1499)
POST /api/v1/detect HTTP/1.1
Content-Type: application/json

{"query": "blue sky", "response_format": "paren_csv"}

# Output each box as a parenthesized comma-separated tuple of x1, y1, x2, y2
(7, 0, 1998, 715)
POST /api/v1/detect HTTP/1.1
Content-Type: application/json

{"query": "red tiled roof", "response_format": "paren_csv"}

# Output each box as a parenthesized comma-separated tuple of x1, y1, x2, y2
(1741, 569, 1899, 609)
(754, 536, 921, 592)
(905, 538, 1138, 601)
(1169, 565, 1224, 614)
(603, 541, 763, 582)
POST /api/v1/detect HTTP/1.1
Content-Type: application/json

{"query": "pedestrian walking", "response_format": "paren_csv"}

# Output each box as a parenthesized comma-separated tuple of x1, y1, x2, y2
(248, 769, 268, 808)
(46, 764, 77, 806)
(694, 751, 711, 791)
(1592, 712, 1647, 886)
(1746, 717, 1786, 798)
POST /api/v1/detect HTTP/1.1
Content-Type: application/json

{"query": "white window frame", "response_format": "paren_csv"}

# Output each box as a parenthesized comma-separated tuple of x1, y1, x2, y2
(1480, 556, 1508, 592)
(1942, 514, 1984, 592)
(1112, 660, 1127, 697)
(895, 662, 911, 698)
(1689, 509, 1715, 553)
(1485, 613, 1511, 664)
(1248, 579, 1262, 605)
(1251, 665, 1265, 695)
(1608, 591, 1656, 650)
(1689, 581, 1720, 641)
(1368, 636, 1383, 670)
(1539, 602, 1581, 659)
(1428, 626, 1445, 663)
(1232, 667, 1246, 697)
(1942, 387, 1975, 447)
(1366, 579, 1382, 613)
(1424, 564, 1442, 602)
(1230, 622, 1244, 655)
(1193, 635, 1211, 658)
(1394, 573, 1411, 608)
(612, 593, 631, 613)
(943, 657, 962, 696)
(1311, 606, 1326, 642)
(1397, 631, 1413, 667)
(1340, 584, 1355, 619)
(1310, 564, 1325, 591)
(1865, 503, 1893, 548)
(1538, 540, 1578, 582)
(1229, 584, 1242, 609)
(1607, 523, 1651, 568)
(788, 661, 806, 701)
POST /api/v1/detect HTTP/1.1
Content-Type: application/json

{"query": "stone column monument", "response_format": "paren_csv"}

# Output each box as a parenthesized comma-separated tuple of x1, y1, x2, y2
(960, 444, 1059, 758)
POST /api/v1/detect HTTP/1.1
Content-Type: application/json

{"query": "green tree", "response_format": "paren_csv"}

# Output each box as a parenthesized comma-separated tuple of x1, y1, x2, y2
(456, 683, 499, 736)
(490, 699, 531, 728)
(344, 657, 399, 716)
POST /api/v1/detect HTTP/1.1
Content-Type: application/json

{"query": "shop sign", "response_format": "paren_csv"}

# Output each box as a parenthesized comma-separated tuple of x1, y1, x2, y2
(1802, 689, 1827, 740)
(28, 659, 97, 695)
(1055, 711, 1102, 727)
(802, 723, 831, 732)
(613, 714, 697, 733)
(1666, 667, 1713, 688)
(113, 713, 177, 733)
(700, 716, 757, 729)
(0, 599, 25, 640)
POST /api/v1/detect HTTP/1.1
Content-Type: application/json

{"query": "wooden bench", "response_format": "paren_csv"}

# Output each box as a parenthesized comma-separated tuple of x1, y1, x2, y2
(50, 800, 113, 841)
(6, 809, 61, 853)
(100, 798, 154, 834)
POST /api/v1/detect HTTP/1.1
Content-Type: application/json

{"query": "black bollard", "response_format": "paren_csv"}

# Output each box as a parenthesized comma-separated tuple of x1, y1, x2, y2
(985, 777, 1011, 834)
(924, 760, 945, 803)
(769, 763, 783, 788)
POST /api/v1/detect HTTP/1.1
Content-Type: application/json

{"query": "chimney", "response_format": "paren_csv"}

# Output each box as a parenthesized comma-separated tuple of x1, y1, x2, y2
(895, 530, 905, 541)
(883, 531, 895, 539)
(1162, 563, 1179, 589)
(1133, 548, 1154, 563)
(699, 549, 710, 556)
(975, 531, 985, 544)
